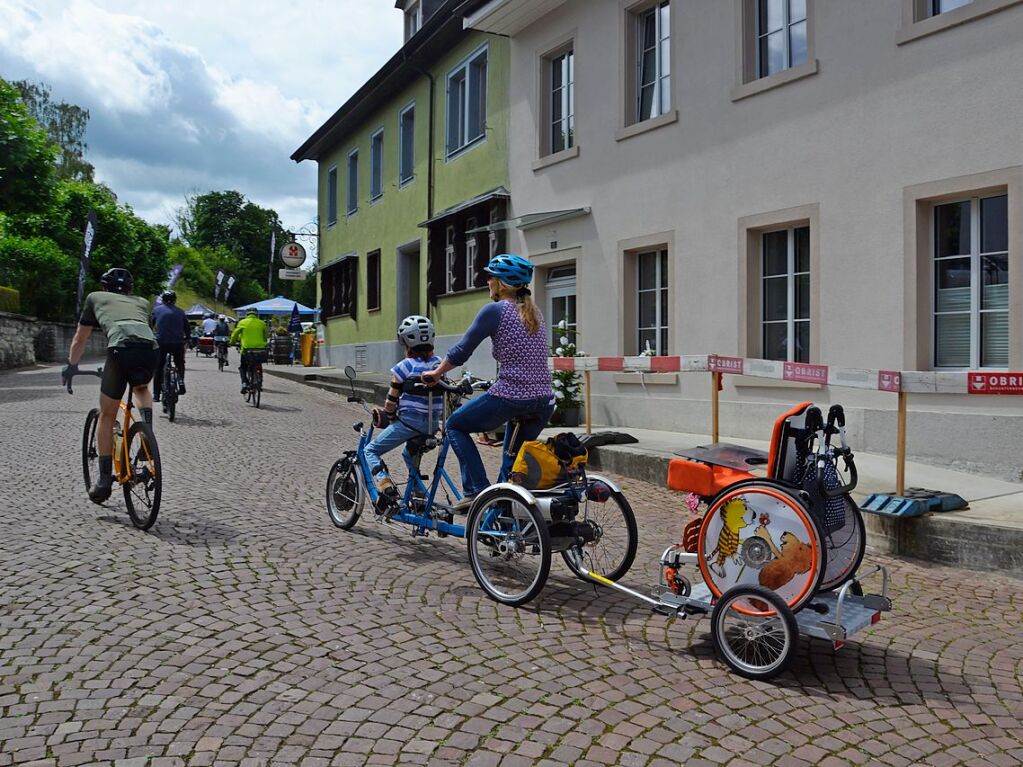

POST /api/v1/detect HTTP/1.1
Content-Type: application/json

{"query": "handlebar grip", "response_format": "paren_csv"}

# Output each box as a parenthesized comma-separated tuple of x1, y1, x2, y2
(821, 451, 857, 497)
(804, 406, 824, 434)
(828, 404, 846, 429)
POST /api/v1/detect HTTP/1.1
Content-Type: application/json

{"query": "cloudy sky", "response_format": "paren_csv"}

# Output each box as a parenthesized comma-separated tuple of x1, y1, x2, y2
(0, 0, 404, 238)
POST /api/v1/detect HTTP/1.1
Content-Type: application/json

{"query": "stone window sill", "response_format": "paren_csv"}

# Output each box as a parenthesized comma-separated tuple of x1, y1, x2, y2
(532, 145, 580, 171)
(615, 110, 678, 142)
(897, 0, 1023, 45)
(731, 59, 819, 102)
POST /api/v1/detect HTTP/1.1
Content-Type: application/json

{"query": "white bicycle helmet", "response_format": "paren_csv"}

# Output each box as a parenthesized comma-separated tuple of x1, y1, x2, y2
(397, 315, 435, 348)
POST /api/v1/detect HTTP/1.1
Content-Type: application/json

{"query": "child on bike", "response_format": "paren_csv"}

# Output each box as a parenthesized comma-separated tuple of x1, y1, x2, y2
(364, 315, 443, 512)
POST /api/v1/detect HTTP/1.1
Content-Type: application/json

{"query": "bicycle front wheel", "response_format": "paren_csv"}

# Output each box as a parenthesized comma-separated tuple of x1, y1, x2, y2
(326, 456, 364, 529)
(562, 485, 638, 583)
(82, 408, 99, 493)
(122, 422, 162, 530)
(467, 489, 551, 607)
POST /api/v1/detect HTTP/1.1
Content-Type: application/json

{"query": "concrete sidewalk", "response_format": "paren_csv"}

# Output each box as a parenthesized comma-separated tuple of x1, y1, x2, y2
(270, 364, 1023, 577)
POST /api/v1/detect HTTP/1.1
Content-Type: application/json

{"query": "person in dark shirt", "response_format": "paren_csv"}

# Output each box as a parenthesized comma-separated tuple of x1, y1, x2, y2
(61, 267, 158, 503)
(152, 290, 190, 401)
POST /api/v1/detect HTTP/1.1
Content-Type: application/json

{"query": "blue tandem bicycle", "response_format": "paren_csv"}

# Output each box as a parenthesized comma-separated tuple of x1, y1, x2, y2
(326, 366, 638, 606)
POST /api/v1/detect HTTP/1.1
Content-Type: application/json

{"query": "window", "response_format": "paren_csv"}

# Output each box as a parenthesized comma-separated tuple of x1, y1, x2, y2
(933, 195, 1008, 368)
(637, 250, 668, 355)
(346, 149, 358, 215)
(465, 218, 478, 289)
(445, 225, 459, 293)
(636, 2, 670, 123)
(898, 0, 1019, 44)
(761, 226, 810, 363)
(399, 104, 415, 185)
(321, 257, 358, 319)
(446, 47, 488, 157)
(367, 250, 381, 312)
(326, 166, 337, 226)
(548, 49, 574, 155)
(926, 0, 973, 16)
(370, 129, 384, 201)
(405, 0, 422, 42)
(756, 0, 807, 78)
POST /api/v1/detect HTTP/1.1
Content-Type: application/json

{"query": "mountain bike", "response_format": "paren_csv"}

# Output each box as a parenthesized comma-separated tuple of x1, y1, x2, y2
(68, 368, 162, 530)
(215, 336, 229, 372)
(241, 348, 266, 408)
(160, 355, 181, 422)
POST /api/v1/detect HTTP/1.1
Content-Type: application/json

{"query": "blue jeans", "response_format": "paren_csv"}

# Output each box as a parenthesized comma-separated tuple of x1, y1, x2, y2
(446, 393, 555, 496)
(364, 410, 436, 481)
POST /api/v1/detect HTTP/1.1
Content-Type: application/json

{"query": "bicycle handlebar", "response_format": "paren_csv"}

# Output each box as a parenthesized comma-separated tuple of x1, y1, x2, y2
(64, 368, 103, 395)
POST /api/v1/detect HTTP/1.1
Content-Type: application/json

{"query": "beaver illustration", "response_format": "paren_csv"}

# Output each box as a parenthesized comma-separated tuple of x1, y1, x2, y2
(753, 527, 814, 591)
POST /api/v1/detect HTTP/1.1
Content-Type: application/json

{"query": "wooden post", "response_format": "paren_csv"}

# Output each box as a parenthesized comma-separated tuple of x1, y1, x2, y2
(711, 371, 721, 443)
(896, 390, 907, 495)
(584, 369, 592, 435)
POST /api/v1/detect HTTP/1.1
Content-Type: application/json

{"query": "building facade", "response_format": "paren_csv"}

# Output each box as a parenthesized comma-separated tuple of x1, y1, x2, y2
(293, 0, 510, 375)
(467, 0, 1023, 478)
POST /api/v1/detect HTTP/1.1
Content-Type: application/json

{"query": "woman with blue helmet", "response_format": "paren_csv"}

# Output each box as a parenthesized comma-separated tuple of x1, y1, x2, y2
(423, 254, 554, 506)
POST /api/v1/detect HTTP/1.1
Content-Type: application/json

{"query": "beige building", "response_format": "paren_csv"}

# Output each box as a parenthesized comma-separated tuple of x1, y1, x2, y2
(466, 0, 1023, 479)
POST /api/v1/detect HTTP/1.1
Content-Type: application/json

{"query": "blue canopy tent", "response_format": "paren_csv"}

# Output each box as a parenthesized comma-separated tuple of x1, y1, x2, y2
(234, 296, 318, 317)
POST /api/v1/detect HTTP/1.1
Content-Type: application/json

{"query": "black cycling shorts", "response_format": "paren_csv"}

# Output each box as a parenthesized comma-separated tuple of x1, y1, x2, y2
(100, 344, 159, 400)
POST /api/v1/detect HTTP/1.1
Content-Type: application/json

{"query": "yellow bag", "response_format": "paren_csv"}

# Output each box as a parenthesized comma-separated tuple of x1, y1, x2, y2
(511, 436, 587, 490)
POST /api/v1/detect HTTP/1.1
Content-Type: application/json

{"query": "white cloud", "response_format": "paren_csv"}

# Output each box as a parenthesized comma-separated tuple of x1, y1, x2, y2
(0, 0, 402, 238)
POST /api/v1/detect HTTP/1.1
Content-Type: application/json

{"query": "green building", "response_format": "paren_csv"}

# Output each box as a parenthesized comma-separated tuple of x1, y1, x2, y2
(291, 0, 510, 374)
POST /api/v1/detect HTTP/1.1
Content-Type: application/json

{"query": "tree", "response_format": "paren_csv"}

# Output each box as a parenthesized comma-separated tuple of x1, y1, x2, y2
(13, 80, 95, 182)
(0, 235, 77, 320)
(0, 78, 58, 215)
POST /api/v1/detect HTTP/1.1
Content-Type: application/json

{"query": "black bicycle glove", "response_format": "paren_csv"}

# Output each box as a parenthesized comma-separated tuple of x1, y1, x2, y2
(61, 361, 79, 387)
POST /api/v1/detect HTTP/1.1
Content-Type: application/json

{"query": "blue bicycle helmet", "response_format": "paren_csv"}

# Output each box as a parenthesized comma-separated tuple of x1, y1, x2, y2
(484, 254, 533, 287)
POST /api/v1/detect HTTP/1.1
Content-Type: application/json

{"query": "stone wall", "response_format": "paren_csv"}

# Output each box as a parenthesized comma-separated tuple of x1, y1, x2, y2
(0, 312, 108, 370)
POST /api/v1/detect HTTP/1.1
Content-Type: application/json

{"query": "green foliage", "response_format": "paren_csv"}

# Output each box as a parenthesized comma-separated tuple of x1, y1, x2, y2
(12, 80, 94, 182)
(0, 78, 58, 215)
(0, 236, 76, 319)
(551, 323, 582, 413)
(0, 285, 20, 313)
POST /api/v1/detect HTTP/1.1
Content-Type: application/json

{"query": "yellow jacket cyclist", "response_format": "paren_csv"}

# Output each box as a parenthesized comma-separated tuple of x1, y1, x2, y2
(230, 311, 269, 394)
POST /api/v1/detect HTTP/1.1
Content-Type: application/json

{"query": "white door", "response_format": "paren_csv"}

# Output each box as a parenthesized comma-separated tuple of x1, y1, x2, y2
(546, 265, 577, 350)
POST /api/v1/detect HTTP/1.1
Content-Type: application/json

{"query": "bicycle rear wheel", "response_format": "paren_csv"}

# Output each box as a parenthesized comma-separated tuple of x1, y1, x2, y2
(562, 485, 638, 583)
(253, 368, 262, 408)
(122, 422, 161, 530)
(82, 408, 99, 493)
(467, 489, 551, 607)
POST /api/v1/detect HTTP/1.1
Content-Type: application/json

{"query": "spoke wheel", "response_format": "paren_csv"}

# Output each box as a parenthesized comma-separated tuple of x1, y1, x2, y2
(326, 457, 364, 529)
(122, 422, 162, 530)
(818, 494, 866, 592)
(562, 486, 638, 582)
(711, 584, 798, 680)
(252, 368, 262, 408)
(467, 489, 551, 607)
(81, 409, 100, 493)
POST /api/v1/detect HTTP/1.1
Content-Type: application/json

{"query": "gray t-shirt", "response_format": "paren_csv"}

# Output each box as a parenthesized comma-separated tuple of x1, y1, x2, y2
(79, 292, 158, 349)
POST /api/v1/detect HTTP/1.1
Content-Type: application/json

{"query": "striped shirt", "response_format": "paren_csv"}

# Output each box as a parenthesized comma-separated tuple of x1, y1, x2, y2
(392, 355, 444, 416)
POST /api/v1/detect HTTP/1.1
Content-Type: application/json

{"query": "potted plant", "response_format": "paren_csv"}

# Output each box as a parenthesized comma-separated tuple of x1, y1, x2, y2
(550, 320, 583, 427)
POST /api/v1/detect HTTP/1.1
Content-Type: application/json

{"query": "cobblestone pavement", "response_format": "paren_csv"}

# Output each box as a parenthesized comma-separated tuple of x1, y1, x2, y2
(2, 355, 1022, 767)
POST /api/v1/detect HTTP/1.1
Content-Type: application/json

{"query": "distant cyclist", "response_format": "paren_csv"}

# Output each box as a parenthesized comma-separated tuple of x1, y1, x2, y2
(213, 314, 231, 365)
(61, 268, 158, 503)
(230, 308, 268, 394)
(202, 312, 218, 336)
(152, 290, 189, 401)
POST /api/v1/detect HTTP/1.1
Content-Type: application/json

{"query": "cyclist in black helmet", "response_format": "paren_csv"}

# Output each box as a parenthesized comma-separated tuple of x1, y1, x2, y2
(152, 290, 189, 401)
(62, 267, 159, 503)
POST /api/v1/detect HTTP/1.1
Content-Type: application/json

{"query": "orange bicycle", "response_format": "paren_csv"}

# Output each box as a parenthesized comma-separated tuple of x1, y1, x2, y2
(68, 368, 162, 530)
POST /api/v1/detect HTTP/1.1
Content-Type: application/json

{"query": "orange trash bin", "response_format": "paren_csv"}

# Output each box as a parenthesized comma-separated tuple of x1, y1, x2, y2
(300, 333, 315, 366)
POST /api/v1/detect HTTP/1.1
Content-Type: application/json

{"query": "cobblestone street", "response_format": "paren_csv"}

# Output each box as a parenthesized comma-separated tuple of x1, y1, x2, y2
(2, 356, 1022, 767)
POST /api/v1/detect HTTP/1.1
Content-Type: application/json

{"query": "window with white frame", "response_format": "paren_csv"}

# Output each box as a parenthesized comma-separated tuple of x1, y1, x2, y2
(465, 217, 478, 288)
(445, 225, 458, 293)
(756, 0, 808, 78)
(327, 166, 337, 226)
(636, 2, 670, 122)
(637, 249, 668, 355)
(446, 46, 488, 157)
(370, 129, 384, 201)
(761, 226, 810, 363)
(933, 194, 1008, 368)
(404, 1, 422, 42)
(399, 104, 415, 185)
(548, 48, 574, 154)
(346, 149, 358, 215)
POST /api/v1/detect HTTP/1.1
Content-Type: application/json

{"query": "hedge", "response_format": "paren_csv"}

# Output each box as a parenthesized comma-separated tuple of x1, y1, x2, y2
(0, 285, 19, 314)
